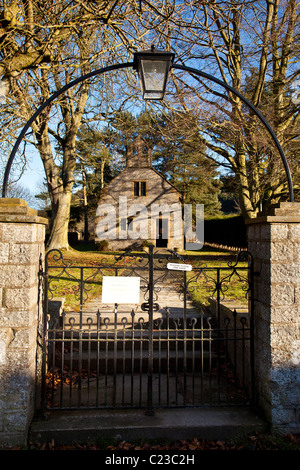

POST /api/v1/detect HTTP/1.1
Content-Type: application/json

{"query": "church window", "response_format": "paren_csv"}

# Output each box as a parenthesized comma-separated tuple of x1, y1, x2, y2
(133, 181, 147, 196)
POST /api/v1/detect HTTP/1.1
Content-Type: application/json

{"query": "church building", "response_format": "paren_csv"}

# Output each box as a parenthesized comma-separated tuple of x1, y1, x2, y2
(95, 136, 184, 251)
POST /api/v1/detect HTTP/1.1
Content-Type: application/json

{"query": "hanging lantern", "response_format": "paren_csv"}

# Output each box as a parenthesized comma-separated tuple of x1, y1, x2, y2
(133, 47, 175, 100)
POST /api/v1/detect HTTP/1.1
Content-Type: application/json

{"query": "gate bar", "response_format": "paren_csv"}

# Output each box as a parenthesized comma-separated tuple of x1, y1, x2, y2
(146, 244, 154, 415)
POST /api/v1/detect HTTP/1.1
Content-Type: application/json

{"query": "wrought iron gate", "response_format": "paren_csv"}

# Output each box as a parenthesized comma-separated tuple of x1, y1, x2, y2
(39, 246, 254, 416)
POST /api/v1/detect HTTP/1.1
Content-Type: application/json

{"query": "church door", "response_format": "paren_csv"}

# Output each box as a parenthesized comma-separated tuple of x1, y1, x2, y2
(156, 217, 168, 247)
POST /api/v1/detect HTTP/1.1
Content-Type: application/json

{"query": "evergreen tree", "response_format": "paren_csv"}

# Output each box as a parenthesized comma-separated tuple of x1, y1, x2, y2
(74, 124, 124, 241)
(108, 110, 222, 218)
(151, 111, 222, 217)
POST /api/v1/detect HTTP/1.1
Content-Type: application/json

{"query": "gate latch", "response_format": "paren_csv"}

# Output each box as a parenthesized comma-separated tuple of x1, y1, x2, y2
(141, 302, 160, 312)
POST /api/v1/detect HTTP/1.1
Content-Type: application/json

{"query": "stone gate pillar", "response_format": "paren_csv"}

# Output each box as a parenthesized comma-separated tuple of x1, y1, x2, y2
(247, 202, 300, 434)
(0, 199, 47, 448)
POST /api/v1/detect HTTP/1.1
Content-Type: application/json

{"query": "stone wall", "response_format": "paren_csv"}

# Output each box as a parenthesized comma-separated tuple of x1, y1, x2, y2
(209, 298, 251, 394)
(247, 202, 300, 434)
(0, 199, 47, 448)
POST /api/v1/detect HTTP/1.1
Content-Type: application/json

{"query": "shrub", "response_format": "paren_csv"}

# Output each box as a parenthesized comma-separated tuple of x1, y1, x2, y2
(96, 240, 109, 251)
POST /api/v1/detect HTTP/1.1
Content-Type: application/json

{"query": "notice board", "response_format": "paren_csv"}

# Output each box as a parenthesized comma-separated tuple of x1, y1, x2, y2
(101, 276, 140, 304)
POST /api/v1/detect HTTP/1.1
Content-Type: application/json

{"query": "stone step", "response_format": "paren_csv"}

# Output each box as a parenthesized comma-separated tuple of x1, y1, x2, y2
(29, 407, 268, 445)
(50, 348, 222, 373)
(48, 328, 218, 351)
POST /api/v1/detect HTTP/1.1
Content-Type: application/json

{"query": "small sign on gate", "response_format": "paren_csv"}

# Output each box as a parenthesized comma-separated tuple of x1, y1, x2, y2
(102, 276, 140, 304)
(167, 263, 192, 272)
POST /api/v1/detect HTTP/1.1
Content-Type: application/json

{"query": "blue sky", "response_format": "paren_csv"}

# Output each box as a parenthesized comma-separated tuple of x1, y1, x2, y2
(20, 154, 45, 191)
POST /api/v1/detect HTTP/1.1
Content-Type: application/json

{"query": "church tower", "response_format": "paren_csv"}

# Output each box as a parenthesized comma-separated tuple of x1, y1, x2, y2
(126, 136, 152, 168)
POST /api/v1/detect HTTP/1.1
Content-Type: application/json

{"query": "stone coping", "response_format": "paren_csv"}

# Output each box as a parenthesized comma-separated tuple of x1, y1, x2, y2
(0, 198, 48, 225)
(246, 215, 300, 224)
(245, 202, 300, 224)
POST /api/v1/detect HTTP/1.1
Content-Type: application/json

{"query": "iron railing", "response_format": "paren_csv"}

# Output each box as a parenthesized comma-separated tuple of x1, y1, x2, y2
(39, 246, 254, 416)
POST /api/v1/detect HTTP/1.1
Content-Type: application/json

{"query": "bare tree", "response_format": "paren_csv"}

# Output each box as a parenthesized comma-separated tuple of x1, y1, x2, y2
(0, 0, 178, 249)
(163, 0, 300, 217)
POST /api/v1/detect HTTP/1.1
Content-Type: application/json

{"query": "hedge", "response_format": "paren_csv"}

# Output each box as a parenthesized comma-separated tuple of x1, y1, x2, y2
(204, 215, 247, 248)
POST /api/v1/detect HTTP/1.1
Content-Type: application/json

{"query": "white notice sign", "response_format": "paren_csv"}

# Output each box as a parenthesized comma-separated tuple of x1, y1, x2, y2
(167, 263, 192, 272)
(102, 276, 140, 304)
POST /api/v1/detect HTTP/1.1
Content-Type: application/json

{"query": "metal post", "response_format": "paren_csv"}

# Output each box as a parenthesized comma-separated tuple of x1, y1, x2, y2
(40, 252, 49, 419)
(249, 256, 255, 406)
(183, 270, 187, 405)
(146, 244, 154, 415)
(113, 302, 118, 407)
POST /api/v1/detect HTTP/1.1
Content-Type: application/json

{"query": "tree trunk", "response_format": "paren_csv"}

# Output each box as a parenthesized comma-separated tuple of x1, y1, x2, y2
(236, 148, 258, 219)
(47, 188, 72, 251)
(36, 122, 74, 251)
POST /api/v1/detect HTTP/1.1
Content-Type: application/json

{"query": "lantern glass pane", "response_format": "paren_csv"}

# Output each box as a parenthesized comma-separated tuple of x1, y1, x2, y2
(140, 59, 168, 93)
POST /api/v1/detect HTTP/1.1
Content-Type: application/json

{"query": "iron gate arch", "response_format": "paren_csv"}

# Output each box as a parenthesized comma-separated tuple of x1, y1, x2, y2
(39, 245, 254, 416)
